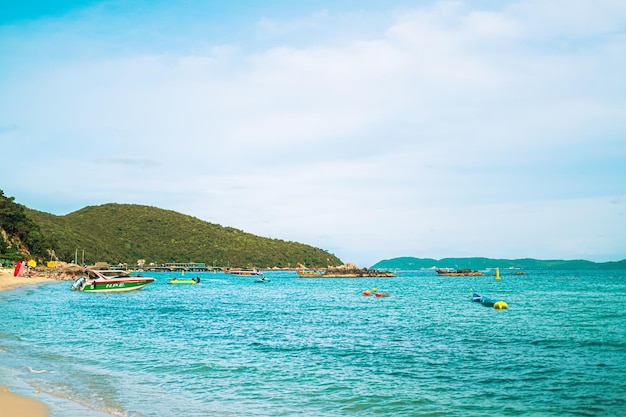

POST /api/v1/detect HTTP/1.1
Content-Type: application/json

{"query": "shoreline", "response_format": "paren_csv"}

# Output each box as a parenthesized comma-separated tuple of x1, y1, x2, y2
(0, 268, 66, 417)
(0, 268, 59, 292)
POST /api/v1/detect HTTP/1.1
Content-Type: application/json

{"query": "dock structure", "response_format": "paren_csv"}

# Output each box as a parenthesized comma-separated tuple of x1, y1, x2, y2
(143, 262, 211, 272)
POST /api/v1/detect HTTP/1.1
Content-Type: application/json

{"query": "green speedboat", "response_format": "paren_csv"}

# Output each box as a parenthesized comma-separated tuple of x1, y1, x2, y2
(71, 270, 155, 293)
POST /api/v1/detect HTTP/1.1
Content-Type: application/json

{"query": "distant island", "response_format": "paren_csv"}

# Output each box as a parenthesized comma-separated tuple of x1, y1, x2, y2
(371, 257, 626, 270)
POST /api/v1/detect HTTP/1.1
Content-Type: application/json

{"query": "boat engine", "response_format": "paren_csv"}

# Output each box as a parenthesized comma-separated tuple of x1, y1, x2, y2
(70, 276, 86, 291)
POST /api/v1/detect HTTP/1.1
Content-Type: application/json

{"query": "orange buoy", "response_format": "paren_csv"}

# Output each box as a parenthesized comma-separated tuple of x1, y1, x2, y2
(363, 289, 371, 296)
(382, 293, 391, 297)
(375, 293, 382, 298)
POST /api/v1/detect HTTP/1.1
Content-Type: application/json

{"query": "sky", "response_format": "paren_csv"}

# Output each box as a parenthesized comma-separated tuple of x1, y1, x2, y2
(1, 0, 625, 267)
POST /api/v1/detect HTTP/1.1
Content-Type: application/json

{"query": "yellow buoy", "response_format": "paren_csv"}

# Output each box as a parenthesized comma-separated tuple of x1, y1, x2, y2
(495, 267, 501, 280)
(494, 301, 508, 310)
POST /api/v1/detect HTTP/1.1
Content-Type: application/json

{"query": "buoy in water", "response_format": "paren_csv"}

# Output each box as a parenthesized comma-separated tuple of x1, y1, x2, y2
(495, 268, 501, 281)
(363, 289, 371, 296)
(494, 301, 508, 310)
(375, 293, 382, 298)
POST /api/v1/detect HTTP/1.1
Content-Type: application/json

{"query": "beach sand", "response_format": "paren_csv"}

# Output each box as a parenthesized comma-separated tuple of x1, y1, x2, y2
(0, 268, 57, 291)
(1, 268, 61, 417)
(0, 385, 49, 417)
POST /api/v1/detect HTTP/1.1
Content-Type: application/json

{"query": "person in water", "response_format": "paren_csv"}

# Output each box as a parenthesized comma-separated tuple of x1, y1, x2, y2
(195, 277, 201, 283)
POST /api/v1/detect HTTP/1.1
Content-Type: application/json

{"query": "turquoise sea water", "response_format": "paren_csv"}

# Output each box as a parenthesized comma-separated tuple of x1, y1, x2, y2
(1, 270, 625, 417)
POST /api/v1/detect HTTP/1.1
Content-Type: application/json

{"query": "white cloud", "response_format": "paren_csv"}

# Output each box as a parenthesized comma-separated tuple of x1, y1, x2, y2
(1, 0, 625, 265)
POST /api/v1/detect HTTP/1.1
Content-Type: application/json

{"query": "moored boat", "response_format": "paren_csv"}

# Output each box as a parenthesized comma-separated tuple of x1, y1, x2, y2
(71, 270, 155, 292)
(225, 268, 263, 276)
(436, 268, 484, 276)
(296, 268, 323, 277)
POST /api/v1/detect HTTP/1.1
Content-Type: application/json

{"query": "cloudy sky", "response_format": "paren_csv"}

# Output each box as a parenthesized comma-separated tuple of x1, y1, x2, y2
(1, 0, 625, 266)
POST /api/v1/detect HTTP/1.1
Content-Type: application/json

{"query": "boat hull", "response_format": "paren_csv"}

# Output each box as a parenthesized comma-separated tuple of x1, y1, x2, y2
(437, 269, 484, 276)
(296, 269, 323, 277)
(71, 271, 155, 293)
(226, 269, 262, 276)
(80, 278, 155, 292)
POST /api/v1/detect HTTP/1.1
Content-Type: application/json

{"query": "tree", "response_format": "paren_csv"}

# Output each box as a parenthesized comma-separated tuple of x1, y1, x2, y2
(0, 189, 55, 261)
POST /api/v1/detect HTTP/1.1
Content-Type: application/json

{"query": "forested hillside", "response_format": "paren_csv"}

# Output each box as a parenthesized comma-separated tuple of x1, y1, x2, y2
(25, 203, 342, 268)
(0, 190, 54, 265)
(1, 188, 341, 268)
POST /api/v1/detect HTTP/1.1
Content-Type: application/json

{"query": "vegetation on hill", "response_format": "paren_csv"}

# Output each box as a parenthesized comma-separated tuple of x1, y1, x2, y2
(23, 202, 342, 268)
(0, 190, 55, 265)
(371, 257, 626, 270)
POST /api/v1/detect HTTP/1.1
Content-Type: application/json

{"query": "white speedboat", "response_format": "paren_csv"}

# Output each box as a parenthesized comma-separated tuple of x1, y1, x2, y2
(71, 270, 155, 292)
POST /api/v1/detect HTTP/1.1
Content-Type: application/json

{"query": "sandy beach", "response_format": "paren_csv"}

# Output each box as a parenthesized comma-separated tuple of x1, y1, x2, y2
(1, 268, 61, 417)
(0, 268, 57, 291)
(0, 385, 49, 417)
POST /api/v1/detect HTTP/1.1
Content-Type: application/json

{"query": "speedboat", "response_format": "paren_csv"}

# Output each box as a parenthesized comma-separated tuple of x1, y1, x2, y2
(71, 270, 155, 292)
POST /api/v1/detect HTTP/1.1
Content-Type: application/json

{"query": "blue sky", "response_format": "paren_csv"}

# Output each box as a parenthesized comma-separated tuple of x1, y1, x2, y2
(1, 0, 625, 267)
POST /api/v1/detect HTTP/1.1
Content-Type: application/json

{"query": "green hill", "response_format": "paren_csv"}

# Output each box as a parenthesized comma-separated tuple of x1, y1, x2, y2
(21, 203, 342, 268)
(0, 190, 52, 264)
(371, 257, 626, 270)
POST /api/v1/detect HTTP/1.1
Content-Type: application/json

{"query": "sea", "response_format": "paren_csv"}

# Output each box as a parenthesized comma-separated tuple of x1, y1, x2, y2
(1, 269, 625, 417)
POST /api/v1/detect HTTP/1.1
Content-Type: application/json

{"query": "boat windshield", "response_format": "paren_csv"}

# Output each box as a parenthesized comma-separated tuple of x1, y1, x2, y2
(86, 270, 100, 280)
(98, 270, 130, 278)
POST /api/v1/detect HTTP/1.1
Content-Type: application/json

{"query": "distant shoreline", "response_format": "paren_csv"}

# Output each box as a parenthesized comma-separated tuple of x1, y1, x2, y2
(371, 257, 626, 271)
